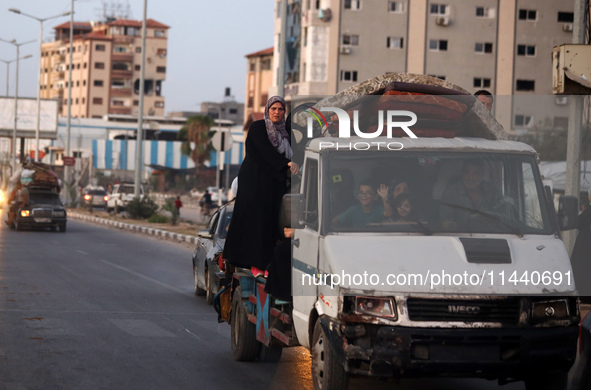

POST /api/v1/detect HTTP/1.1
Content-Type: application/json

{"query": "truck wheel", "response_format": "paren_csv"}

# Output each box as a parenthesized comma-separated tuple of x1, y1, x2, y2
(194, 265, 206, 296)
(525, 372, 567, 390)
(258, 344, 283, 362)
(312, 319, 348, 390)
(205, 267, 213, 305)
(59, 223, 67, 233)
(231, 286, 258, 361)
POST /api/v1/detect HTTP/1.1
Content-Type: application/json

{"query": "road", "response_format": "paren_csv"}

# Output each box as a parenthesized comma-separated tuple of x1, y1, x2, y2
(0, 211, 539, 389)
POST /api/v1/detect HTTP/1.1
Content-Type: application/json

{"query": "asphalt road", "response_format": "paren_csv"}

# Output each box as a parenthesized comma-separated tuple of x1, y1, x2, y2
(0, 212, 536, 389)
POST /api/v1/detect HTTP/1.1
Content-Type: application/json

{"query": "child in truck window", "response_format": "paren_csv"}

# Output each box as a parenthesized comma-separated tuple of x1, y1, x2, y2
(332, 179, 391, 228)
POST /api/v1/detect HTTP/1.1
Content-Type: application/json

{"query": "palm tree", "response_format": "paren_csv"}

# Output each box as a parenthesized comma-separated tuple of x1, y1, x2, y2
(178, 115, 215, 168)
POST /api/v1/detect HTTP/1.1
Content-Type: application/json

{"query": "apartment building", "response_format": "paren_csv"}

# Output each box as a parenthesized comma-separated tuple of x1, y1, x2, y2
(272, 0, 578, 134)
(39, 18, 169, 119)
(244, 47, 274, 128)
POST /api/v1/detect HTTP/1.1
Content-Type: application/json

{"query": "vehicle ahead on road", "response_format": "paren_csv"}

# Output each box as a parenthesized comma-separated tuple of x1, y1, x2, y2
(107, 183, 145, 212)
(570, 312, 591, 390)
(192, 200, 233, 305)
(82, 188, 108, 210)
(12, 187, 67, 232)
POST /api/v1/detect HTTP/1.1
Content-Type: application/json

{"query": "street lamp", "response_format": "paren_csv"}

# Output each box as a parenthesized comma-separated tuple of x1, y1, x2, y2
(0, 54, 32, 96)
(0, 38, 36, 170)
(9, 8, 72, 162)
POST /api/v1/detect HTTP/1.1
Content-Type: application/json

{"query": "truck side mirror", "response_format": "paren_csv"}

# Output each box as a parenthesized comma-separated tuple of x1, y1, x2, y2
(558, 195, 578, 231)
(281, 194, 305, 229)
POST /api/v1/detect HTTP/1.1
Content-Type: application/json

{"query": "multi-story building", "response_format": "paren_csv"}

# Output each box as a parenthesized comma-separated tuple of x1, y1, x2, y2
(272, 0, 579, 134)
(40, 18, 169, 119)
(244, 47, 274, 128)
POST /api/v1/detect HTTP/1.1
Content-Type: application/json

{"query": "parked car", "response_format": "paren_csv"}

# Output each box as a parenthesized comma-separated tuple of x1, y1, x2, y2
(207, 186, 228, 204)
(107, 183, 145, 212)
(82, 188, 108, 209)
(192, 200, 233, 305)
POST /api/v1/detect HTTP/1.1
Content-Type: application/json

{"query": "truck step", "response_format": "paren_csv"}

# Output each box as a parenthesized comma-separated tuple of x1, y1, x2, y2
(270, 308, 292, 324)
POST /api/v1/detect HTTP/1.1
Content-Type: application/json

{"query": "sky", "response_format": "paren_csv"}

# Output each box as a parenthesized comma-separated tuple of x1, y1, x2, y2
(0, 0, 275, 113)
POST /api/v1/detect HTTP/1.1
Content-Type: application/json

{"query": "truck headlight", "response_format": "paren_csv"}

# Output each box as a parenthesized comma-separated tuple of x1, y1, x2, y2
(20, 210, 30, 217)
(349, 296, 397, 319)
(531, 299, 569, 323)
(53, 210, 66, 217)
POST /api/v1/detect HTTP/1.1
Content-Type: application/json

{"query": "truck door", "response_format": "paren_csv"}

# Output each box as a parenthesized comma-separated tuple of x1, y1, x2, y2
(292, 156, 320, 349)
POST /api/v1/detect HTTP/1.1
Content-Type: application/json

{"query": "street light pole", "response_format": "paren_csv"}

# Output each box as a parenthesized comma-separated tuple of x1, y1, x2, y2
(64, 0, 74, 192)
(134, 0, 148, 198)
(0, 55, 33, 97)
(0, 38, 35, 170)
(8, 9, 72, 162)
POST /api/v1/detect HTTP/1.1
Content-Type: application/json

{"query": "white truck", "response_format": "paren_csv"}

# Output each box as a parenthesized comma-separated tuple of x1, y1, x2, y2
(221, 75, 580, 390)
(106, 183, 145, 212)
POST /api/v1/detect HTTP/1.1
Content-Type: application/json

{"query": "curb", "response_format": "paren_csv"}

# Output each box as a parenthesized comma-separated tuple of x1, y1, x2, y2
(68, 212, 198, 244)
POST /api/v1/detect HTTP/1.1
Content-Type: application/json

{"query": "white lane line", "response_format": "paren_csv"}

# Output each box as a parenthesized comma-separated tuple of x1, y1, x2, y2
(75, 250, 88, 255)
(99, 258, 188, 295)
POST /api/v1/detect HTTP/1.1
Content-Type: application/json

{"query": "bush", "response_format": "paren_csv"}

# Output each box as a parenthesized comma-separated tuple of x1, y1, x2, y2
(161, 197, 179, 225)
(126, 197, 159, 219)
(148, 213, 169, 223)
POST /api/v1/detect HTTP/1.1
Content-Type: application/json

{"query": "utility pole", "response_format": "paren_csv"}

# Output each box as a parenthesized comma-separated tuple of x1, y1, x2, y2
(277, 0, 287, 97)
(134, 0, 148, 198)
(64, 0, 74, 202)
(563, 0, 586, 253)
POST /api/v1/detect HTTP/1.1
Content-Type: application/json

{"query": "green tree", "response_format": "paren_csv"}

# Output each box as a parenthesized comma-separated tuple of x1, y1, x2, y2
(178, 115, 215, 168)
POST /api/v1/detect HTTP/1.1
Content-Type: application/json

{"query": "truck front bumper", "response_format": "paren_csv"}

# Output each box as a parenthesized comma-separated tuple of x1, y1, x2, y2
(319, 317, 578, 379)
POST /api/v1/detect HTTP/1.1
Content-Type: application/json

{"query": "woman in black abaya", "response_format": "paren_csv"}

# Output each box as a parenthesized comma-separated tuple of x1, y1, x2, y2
(223, 96, 299, 277)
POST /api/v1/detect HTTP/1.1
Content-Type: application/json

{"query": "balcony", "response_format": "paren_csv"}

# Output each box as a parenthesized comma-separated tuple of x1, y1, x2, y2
(110, 87, 132, 97)
(108, 106, 132, 115)
(111, 69, 133, 78)
(112, 52, 134, 62)
(113, 36, 134, 45)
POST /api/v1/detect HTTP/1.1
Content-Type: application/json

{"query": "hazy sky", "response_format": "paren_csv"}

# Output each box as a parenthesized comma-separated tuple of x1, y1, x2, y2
(0, 0, 275, 113)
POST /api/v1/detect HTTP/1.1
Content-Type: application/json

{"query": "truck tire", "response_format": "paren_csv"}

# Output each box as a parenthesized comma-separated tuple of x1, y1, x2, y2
(231, 286, 258, 361)
(258, 344, 283, 362)
(194, 265, 206, 296)
(525, 372, 567, 390)
(312, 319, 348, 390)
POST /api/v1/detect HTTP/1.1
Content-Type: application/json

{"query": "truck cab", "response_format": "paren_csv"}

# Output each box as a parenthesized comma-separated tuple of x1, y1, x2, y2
(289, 136, 578, 389)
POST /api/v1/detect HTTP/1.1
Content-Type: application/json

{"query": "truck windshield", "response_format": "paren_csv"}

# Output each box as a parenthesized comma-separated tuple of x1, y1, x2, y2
(327, 152, 552, 235)
(29, 192, 62, 206)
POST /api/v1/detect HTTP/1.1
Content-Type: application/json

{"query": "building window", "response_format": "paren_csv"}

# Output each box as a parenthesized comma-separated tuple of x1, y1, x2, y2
(94, 62, 105, 69)
(157, 48, 167, 58)
(77, 63, 81, 69)
(429, 39, 448, 51)
(75, 98, 79, 104)
(112, 79, 125, 87)
(249, 62, 256, 72)
(261, 59, 271, 70)
(516, 79, 535, 91)
(387, 37, 404, 49)
(112, 63, 129, 71)
(92, 97, 103, 105)
(344, 0, 361, 10)
(248, 96, 254, 108)
(430, 4, 447, 15)
(428, 74, 446, 80)
(342, 34, 359, 46)
(76, 81, 80, 87)
(473, 78, 491, 88)
(557, 12, 574, 22)
(514, 114, 533, 127)
(340, 70, 358, 82)
(94, 80, 103, 87)
(476, 7, 494, 18)
(82, 98, 85, 104)
(83, 63, 87, 69)
(133, 100, 139, 106)
(388, 1, 404, 13)
(475, 42, 493, 54)
(95, 44, 106, 51)
(261, 93, 268, 105)
(135, 65, 141, 71)
(517, 44, 536, 57)
(112, 100, 124, 107)
(127, 27, 140, 36)
(154, 30, 165, 37)
(518, 9, 537, 21)
(156, 66, 166, 73)
(114, 46, 127, 53)
(229, 108, 238, 115)
(83, 80, 87, 86)
(155, 101, 164, 108)
(135, 47, 141, 53)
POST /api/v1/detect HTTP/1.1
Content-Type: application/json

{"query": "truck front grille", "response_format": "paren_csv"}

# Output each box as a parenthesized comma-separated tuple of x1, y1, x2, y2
(406, 298, 521, 324)
(32, 209, 53, 218)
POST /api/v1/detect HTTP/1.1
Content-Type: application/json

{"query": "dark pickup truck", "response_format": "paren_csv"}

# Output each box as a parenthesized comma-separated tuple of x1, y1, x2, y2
(12, 187, 67, 232)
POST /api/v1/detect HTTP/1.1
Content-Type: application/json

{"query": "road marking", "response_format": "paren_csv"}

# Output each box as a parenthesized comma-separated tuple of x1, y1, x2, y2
(99, 259, 189, 295)
(109, 319, 176, 337)
(75, 250, 88, 255)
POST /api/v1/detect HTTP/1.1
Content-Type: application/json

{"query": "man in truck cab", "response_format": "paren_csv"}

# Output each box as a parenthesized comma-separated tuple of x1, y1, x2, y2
(332, 179, 391, 228)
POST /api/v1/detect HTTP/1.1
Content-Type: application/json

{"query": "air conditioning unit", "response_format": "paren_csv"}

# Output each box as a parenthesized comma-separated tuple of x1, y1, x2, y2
(555, 96, 569, 105)
(339, 46, 352, 55)
(436, 16, 450, 26)
(563, 23, 573, 32)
